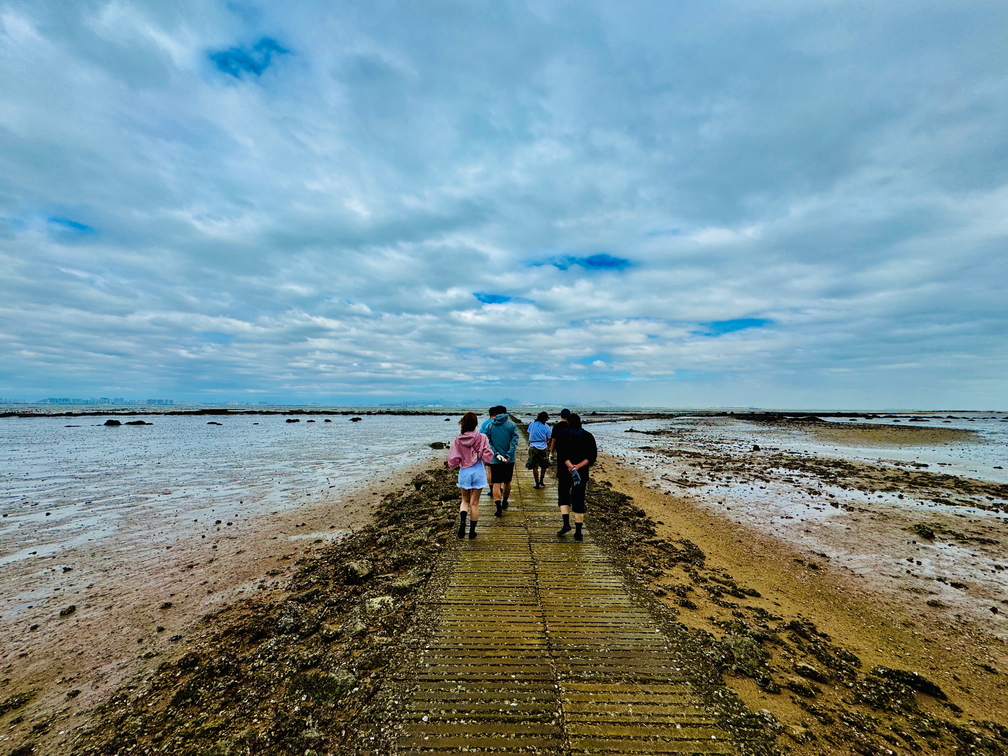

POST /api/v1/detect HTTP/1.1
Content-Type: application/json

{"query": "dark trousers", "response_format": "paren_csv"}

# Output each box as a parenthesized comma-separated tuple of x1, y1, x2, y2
(556, 468, 588, 514)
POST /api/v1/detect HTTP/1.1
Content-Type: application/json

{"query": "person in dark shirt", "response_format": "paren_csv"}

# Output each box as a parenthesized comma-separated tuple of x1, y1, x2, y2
(552, 413, 597, 541)
(547, 408, 570, 459)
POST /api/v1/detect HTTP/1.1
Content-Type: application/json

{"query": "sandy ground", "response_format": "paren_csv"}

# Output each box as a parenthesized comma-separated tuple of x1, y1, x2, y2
(0, 454, 437, 753)
(594, 450, 1008, 750)
(803, 422, 977, 447)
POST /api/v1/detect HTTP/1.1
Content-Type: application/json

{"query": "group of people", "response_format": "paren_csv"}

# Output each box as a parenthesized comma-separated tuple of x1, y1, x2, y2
(446, 406, 598, 542)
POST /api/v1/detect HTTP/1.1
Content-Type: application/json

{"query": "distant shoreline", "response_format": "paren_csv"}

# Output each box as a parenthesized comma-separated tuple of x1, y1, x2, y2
(0, 407, 457, 419)
(4, 407, 1001, 420)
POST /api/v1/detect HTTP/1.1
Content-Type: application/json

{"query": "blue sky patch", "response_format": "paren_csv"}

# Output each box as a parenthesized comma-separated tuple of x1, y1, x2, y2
(48, 217, 95, 234)
(199, 332, 233, 344)
(536, 253, 631, 271)
(474, 292, 512, 304)
(697, 318, 771, 337)
(210, 38, 289, 78)
(580, 254, 631, 270)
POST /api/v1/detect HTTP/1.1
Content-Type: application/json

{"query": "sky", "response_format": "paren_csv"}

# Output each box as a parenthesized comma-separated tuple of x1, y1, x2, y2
(1, 1, 1006, 409)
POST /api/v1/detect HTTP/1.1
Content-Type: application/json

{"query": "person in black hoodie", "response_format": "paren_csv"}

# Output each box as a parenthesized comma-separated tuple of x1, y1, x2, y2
(552, 413, 597, 541)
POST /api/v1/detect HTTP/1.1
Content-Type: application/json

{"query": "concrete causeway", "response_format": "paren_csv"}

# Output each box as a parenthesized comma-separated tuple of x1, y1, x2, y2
(392, 446, 751, 754)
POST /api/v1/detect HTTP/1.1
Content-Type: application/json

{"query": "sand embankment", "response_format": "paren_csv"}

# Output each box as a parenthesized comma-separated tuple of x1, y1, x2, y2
(775, 418, 979, 446)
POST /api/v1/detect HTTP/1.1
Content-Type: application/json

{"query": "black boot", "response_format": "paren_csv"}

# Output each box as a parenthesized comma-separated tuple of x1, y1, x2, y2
(457, 511, 467, 539)
(468, 520, 478, 539)
(501, 497, 509, 510)
(557, 514, 571, 536)
(494, 501, 503, 517)
(574, 522, 583, 541)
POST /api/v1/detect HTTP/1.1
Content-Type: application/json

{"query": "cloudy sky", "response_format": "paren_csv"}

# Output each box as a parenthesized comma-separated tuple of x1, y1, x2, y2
(2, 1, 1006, 408)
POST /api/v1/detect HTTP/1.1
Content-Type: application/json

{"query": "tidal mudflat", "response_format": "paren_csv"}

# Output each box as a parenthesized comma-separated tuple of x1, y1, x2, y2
(589, 411, 1008, 751)
(591, 412, 1008, 633)
(0, 412, 451, 747)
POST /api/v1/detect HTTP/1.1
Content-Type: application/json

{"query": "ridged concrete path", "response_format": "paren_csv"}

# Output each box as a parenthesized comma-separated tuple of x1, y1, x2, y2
(395, 444, 739, 754)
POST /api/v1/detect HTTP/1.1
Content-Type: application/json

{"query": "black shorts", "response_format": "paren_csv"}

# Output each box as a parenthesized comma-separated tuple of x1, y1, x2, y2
(557, 470, 588, 514)
(489, 462, 514, 484)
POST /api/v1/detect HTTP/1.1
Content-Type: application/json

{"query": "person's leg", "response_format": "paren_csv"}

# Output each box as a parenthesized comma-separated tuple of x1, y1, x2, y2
(501, 480, 511, 508)
(457, 491, 468, 539)
(465, 488, 480, 538)
(468, 488, 480, 524)
(492, 476, 503, 516)
(538, 448, 550, 487)
(557, 471, 572, 536)
(456, 470, 469, 538)
(571, 474, 588, 541)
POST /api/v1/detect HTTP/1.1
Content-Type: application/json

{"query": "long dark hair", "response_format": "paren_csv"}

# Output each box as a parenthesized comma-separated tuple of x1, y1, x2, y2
(567, 413, 582, 429)
(459, 412, 478, 433)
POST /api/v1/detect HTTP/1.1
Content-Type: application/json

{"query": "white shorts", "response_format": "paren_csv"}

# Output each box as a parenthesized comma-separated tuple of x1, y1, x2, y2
(457, 462, 488, 490)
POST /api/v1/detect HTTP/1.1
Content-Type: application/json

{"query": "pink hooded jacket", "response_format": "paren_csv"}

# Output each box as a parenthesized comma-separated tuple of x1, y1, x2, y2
(447, 430, 495, 469)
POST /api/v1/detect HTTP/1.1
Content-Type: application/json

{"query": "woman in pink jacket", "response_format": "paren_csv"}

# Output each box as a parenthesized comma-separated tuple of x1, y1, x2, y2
(447, 412, 495, 539)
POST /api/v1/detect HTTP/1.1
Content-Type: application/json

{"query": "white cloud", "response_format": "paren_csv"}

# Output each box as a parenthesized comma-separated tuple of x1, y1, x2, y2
(1, 1, 1006, 407)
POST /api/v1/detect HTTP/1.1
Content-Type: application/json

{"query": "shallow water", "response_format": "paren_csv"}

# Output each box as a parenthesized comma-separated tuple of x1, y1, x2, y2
(0, 413, 455, 572)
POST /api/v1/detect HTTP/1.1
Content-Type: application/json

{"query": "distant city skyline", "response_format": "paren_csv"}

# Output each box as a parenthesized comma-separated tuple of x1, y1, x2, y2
(2, 2, 1006, 409)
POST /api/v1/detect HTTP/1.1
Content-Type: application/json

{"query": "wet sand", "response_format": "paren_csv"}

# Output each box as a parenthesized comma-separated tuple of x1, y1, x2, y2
(0, 454, 437, 753)
(799, 420, 978, 446)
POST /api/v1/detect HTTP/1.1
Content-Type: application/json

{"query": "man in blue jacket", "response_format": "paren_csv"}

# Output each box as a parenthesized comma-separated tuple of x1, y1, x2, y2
(486, 406, 519, 517)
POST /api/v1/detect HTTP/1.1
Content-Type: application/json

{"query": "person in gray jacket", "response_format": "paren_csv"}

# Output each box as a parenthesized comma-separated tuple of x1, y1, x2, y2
(485, 406, 519, 517)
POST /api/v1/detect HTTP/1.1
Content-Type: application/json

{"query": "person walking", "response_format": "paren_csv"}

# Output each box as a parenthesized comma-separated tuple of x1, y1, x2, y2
(553, 413, 597, 541)
(548, 408, 571, 457)
(480, 406, 500, 496)
(485, 405, 519, 517)
(526, 411, 552, 489)
(480, 406, 498, 434)
(447, 412, 495, 539)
